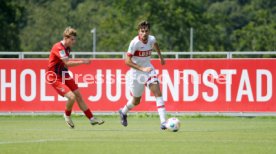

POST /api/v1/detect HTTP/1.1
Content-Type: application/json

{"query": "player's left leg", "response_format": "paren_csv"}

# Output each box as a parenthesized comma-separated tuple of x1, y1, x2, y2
(73, 89, 104, 125)
(149, 82, 167, 129)
(65, 78, 104, 125)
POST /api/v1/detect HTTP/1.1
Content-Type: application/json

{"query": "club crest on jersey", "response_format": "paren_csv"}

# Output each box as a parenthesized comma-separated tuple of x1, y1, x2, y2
(59, 50, 66, 57)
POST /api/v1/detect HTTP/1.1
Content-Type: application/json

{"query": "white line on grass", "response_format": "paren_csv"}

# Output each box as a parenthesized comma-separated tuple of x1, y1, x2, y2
(0, 139, 65, 145)
(1, 138, 274, 145)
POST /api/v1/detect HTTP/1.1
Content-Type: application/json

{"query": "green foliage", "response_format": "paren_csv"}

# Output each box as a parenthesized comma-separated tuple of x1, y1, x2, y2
(1, 0, 276, 52)
(0, 0, 26, 51)
(204, 0, 276, 51)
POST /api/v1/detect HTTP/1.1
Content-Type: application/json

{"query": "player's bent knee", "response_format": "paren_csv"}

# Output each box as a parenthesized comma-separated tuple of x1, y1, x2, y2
(65, 92, 76, 101)
(69, 94, 76, 101)
(133, 97, 141, 105)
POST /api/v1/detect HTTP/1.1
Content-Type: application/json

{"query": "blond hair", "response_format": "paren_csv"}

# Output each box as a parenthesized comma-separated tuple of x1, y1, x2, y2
(63, 27, 77, 38)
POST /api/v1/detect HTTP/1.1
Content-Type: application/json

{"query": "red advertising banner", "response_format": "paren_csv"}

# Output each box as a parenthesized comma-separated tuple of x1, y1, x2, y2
(0, 59, 275, 112)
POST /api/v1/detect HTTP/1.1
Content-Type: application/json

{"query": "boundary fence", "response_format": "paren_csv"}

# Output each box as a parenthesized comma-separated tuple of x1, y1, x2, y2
(0, 51, 276, 59)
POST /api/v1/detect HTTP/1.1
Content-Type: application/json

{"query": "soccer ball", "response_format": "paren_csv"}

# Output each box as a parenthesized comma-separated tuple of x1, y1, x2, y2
(166, 117, 181, 132)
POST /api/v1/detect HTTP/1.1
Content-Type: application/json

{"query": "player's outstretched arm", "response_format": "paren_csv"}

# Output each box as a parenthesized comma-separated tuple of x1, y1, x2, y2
(62, 58, 91, 67)
(154, 42, 165, 65)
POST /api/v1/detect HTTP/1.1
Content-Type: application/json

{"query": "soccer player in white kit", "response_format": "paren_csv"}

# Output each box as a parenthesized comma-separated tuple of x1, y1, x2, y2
(119, 21, 167, 130)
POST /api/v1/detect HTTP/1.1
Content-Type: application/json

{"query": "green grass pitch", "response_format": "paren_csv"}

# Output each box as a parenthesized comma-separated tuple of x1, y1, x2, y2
(0, 115, 276, 154)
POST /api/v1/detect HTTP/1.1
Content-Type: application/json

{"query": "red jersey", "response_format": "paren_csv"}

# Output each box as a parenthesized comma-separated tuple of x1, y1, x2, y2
(46, 41, 78, 96)
(47, 41, 71, 77)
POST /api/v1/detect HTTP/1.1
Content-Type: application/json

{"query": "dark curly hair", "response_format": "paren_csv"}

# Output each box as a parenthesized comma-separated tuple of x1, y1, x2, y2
(137, 21, 150, 30)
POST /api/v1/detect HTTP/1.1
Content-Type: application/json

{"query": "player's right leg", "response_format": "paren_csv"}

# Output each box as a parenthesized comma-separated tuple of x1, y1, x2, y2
(119, 74, 144, 127)
(63, 91, 76, 128)
(119, 96, 141, 127)
(51, 78, 76, 128)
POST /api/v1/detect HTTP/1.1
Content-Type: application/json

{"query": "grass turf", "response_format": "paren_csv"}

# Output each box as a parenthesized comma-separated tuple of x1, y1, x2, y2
(0, 115, 276, 154)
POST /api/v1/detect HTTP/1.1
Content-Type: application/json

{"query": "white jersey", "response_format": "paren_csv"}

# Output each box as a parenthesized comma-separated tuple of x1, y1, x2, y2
(126, 35, 159, 97)
(127, 35, 156, 70)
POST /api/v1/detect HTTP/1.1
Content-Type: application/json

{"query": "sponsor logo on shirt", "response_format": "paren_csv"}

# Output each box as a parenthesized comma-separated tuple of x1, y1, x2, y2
(59, 50, 66, 57)
(134, 50, 152, 57)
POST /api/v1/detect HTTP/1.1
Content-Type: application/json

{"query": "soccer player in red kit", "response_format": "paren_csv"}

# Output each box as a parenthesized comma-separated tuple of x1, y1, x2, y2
(47, 27, 104, 128)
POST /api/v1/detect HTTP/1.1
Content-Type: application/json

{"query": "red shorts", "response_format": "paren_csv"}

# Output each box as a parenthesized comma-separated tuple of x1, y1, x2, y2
(50, 77, 78, 97)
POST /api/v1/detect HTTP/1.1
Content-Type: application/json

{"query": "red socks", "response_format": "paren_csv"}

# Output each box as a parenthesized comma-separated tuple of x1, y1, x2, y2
(84, 109, 93, 119)
(65, 109, 93, 119)
(65, 109, 72, 116)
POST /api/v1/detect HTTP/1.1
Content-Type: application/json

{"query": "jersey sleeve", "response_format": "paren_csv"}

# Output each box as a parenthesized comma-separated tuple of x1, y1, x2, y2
(52, 46, 68, 59)
(127, 40, 136, 57)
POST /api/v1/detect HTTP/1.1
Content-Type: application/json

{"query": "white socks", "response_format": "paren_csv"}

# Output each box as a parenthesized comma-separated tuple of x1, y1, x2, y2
(122, 98, 135, 114)
(156, 97, 166, 124)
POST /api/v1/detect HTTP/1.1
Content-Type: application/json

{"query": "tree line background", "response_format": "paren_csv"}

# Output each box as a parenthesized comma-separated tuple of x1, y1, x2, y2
(1, 0, 275, 52)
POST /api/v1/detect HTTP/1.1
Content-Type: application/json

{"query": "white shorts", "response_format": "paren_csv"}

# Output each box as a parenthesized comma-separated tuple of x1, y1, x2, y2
(126, 69, 159, 97)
